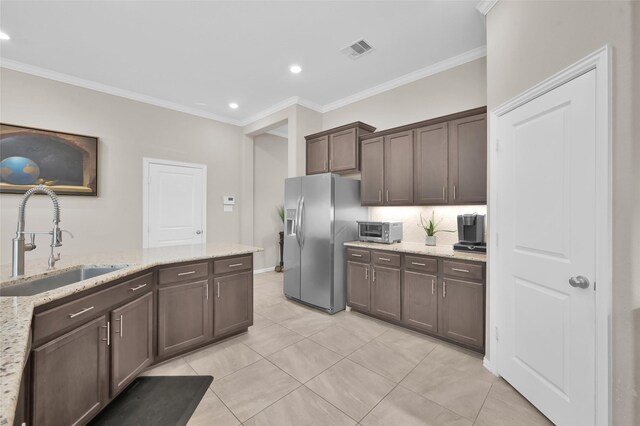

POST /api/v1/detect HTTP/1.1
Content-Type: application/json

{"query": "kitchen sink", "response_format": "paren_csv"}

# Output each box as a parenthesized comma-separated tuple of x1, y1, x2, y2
(0, 265, 129, 297)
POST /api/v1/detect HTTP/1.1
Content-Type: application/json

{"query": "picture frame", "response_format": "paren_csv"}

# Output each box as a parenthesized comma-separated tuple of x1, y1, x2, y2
(0, 123, 98, 196)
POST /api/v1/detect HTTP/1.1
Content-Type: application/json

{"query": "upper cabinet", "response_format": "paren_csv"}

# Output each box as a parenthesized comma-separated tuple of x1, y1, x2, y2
(305, 122, 376, 175)
(360, 107, 487, 206)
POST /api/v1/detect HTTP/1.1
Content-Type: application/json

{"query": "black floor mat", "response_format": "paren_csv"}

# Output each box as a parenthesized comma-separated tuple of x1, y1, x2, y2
(89, 376, 213, 426)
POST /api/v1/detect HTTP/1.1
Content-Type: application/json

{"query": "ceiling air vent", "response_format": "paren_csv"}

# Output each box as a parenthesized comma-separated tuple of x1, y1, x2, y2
(341, 39, 375, 60)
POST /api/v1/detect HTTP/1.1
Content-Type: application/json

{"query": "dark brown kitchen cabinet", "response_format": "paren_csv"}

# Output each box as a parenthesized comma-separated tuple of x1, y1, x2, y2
(415, 122, 449, 204)
(347, 261, 371, 312)
(384, 131, 414, 205)
(110, 292, 153, 396)
(306, 135, 329, 175)
(403, 271, 438, 333)
(213, 271, 253, 336)
(448, 114, 487, 204)
(371, 266, 401, 321)
(158, 279, 209, 357)
(439, 277, 484, 349)
(306, 122, 376, 175)
(360, 137, 385, 205)
(32, 316, 108, 426)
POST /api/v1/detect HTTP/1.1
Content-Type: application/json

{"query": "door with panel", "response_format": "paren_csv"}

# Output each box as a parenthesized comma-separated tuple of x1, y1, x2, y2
(329, 128, 358, 172)
(384, 131, 414, 205)
(414, 123, 449, 204)
(32, 316, 109, 426)
(306, 135, 329, 175)
(157, 279, 209, 357)
(438, 277, 484, 349)
(360, 137, 384, 206)
(347, 261, 371, 312)
(110, 292, 153, 396)
(214, 271, 253, 336)
(448, 114, 487, 204)
(403, 270, 438, 333)
(371, 266, 401, 321)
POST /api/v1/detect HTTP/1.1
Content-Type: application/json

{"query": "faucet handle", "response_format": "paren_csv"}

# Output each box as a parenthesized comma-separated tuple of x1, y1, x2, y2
(25, 233, 37, 251)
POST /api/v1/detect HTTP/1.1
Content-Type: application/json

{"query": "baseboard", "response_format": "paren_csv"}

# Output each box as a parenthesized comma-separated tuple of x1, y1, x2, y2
(253, 267, 275, 274)
(483, 357, 498, 376)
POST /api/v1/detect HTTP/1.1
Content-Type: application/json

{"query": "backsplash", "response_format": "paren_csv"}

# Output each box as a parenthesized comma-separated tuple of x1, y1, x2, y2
(369, 205, 488, 246)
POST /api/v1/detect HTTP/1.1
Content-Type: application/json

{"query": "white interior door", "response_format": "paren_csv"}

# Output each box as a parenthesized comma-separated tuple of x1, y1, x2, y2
(145, 160, 206, 248)
(496, 70, 597, 426)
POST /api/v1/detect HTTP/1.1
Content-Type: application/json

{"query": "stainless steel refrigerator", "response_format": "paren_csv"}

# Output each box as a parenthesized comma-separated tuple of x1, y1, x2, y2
(284, 173, 367, 313)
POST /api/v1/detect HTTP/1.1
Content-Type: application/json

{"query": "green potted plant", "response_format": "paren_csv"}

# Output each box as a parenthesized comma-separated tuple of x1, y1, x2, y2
(276, 206, 285, 272)
(419, 211, 455, 246)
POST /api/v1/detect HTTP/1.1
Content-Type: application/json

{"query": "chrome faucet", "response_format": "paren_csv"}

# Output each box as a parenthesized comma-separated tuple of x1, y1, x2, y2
(11, 185, 73, 277)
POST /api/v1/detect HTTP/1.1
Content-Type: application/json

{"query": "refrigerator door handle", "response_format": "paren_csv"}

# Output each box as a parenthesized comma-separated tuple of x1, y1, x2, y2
(299, 197, 305, 247)
(295, 197, 302, 247)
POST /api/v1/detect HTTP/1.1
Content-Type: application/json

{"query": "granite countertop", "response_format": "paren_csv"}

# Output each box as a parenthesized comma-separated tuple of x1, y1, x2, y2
(344, 241, 487, 263)
(0, 242, 262, 425)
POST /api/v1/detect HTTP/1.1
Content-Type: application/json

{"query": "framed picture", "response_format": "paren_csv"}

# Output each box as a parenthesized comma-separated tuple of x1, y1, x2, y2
(0, 123, 98, 196)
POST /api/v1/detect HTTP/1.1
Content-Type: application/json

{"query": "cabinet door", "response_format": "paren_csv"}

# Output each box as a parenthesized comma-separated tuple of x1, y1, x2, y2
(439, 278, 485, 350)
(371, 266, 401, 321)
(306, 135, 329, 175)
(214, 271, 253, 336)
(415, 123, 449, 204)
(32, 316, 108, 426)
(403, 271, 438, 333)
(158, 279, 209, 357)
(347, 261, 371, 312)
(111, 292, 153, 396)
(360, 137, 384, 206)
(384, 131, 414, 205)
(329, 128, 358, 173)
(448, 114, 487, 204)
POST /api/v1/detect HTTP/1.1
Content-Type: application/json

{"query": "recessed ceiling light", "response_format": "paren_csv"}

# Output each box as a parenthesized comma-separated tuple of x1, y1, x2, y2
(0, 31, 10, 41)
(229, 102, 239, 109)
(289, 65, 302, 74)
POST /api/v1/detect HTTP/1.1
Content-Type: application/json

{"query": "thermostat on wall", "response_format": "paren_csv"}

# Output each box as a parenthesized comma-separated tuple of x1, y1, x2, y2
(223, 196, 236, 205)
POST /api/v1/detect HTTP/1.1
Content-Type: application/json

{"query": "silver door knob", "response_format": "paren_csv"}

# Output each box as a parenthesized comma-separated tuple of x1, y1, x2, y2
(569, 275, 590, 289)
(196, 230, 202, 235)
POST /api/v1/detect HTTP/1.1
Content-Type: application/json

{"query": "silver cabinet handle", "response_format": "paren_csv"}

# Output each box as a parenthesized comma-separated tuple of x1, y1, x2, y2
(442, 186, 446, 201)
(453, 185, 457, 200)
(206, 284, 209, 300)
(130, 283, 147, 292)
(351, 253, 362, 257)
(365, 267, 368, 280)
(386, 189, 389, 202)
(443, 281, 446, 298)
(228, 263, 243, 268)
(115, 314, 124, 337)
(217, 282, 220, 298)
(431, 279, 435, 295)
(412, 262, 426, 266)
(178, 270, 196, 276)
(329, 159, 332, 170)
(101, 321, 110, 346)
(379, 257, 391, 262)
(569, 275, 590, 289)
(372, 268, 376, 283)
(451, 268, 469, 273)
(69, 306, 94, 318)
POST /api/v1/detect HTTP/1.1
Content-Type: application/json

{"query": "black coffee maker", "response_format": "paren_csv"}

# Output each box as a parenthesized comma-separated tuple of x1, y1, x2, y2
(453, 213, 486, 253)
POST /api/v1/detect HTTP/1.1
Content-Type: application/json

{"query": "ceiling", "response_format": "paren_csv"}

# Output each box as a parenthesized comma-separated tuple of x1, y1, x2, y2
(0, 1, 486, 126)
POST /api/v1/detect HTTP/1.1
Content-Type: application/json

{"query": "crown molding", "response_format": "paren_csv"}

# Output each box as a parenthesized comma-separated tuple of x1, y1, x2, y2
(0, 58, 243, 126)
(266, 129, 288, 138)
(239, 96, 322, 127)
(322, 45, 487, 113)
(476, 0, 499, 15)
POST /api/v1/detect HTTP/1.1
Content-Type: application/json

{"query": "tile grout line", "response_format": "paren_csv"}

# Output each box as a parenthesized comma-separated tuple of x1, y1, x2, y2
(473, 381, 495, 424)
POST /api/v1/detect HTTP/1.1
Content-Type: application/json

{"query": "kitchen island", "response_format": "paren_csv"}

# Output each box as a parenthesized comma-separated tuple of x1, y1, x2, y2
(0, 242, 262, 426)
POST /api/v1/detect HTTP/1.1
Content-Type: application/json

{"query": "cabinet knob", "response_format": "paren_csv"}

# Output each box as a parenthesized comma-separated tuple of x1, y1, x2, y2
(196, 230, 202, 235)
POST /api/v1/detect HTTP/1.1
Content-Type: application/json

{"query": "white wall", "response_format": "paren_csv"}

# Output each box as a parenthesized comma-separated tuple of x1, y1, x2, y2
(0, 69, 243, 261)
(253, 133, 287, 270)
(486, 1, 638, 423)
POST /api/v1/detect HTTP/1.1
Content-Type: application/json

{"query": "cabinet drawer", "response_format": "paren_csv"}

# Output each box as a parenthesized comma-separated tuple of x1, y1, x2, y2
(372, 251, 401, 268)
(214, 255, 252, 275)
(442, 260, 484, 281)
(347, 248, 370, 263)
(33, 273, 153, 344)
(404, 255, 437, 273)
(158, 261, 209, 284)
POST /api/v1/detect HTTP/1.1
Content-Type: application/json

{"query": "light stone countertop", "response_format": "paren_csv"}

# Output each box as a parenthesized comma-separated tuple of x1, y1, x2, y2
(344, 241, 487, 263)
(0, 242, 263, 425)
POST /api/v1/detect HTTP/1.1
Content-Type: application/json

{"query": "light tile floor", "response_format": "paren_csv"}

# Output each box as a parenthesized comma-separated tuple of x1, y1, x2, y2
(143, 272, 554, 426)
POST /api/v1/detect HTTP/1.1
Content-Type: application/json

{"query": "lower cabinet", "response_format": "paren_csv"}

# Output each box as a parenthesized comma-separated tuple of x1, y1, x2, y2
(402, 270, 438, 333)
(214, 271, 253, 336)
(371, 266, 401, 321)
(111, 292, 153, 396)
(32, 316, 109, 426)
(347, 261, 371, 312)
(157, 279, 210, 358)
(439, 278, 485, 348)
